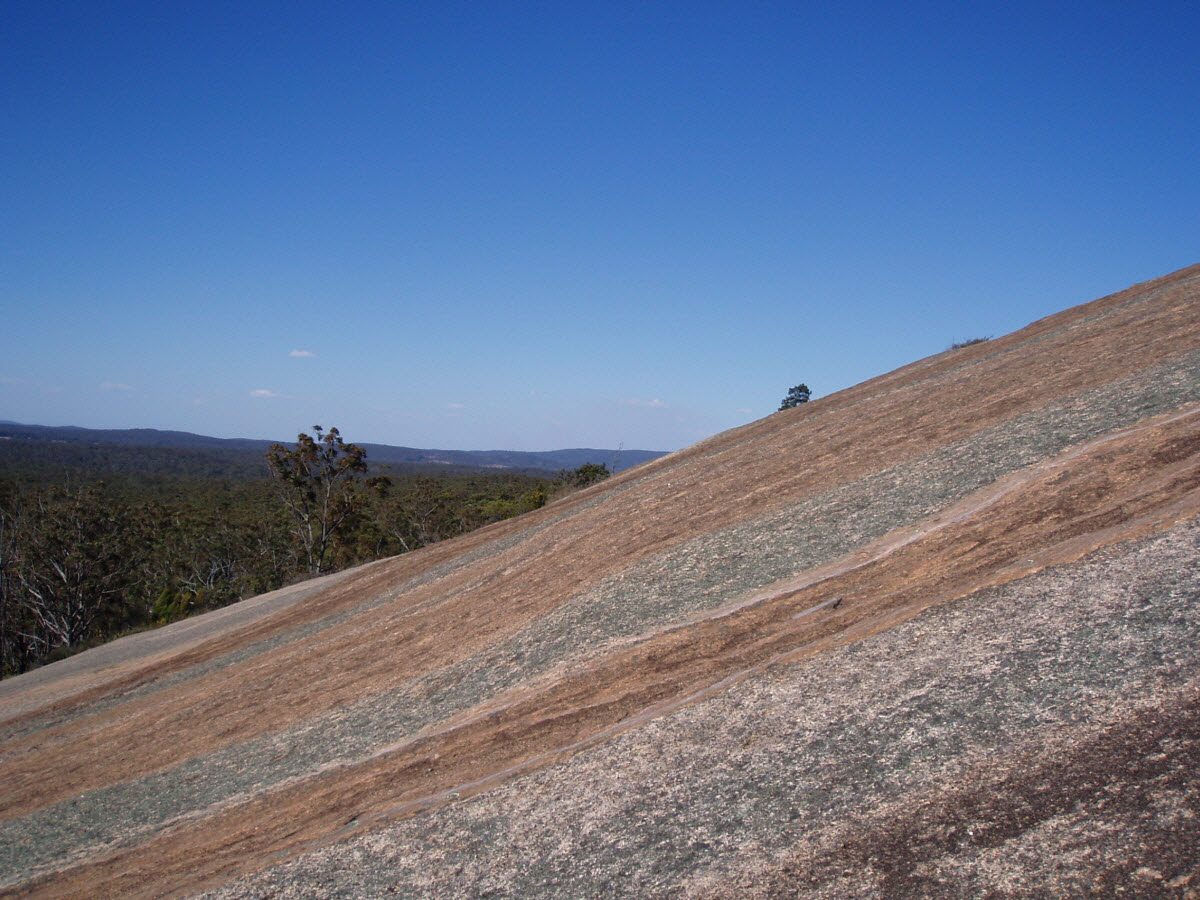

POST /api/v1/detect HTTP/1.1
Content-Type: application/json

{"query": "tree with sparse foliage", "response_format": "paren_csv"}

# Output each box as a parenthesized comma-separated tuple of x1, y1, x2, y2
(778, 383, 812, 410)
(265, 426, 367, 575)
(3, 486, 142, 661)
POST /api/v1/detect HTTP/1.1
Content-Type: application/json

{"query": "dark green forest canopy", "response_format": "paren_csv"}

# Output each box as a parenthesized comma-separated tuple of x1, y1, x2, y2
(0, 435, 270, 483)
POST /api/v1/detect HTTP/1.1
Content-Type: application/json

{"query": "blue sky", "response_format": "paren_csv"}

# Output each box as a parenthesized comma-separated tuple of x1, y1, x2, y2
(3, 1, 1197, 452)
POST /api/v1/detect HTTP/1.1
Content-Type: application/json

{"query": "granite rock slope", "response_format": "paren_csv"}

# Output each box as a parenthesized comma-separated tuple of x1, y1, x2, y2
(2, 264, 1199, 899)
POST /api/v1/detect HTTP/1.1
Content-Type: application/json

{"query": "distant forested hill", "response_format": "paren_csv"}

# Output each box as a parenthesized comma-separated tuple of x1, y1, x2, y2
(0, 423, 666, 478)
(359, 443, 665, 474)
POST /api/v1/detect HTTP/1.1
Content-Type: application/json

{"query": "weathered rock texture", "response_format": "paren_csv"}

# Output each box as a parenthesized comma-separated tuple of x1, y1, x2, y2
(2, 264, 1199, 898)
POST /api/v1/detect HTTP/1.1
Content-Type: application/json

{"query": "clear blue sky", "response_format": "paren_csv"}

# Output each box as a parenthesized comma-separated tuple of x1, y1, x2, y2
(3, 1, 1197, 451)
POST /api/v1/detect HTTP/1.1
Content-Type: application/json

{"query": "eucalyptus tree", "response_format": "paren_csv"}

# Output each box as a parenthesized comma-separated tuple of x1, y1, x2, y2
(265, 426, 368, 574)
(3, 486, 142, 665)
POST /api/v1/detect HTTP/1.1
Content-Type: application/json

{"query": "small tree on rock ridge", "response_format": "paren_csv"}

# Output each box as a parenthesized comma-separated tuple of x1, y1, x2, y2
(559, 461, 610, 489)
(265, 426, 367, 575)
(778, 384, 812, 410)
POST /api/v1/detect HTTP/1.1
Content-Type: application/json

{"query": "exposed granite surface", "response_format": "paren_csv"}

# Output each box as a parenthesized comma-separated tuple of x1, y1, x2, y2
(2, 264, 1199, 899)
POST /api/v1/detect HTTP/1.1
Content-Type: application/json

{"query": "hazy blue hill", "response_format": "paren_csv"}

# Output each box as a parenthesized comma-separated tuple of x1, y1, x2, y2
(360, 444, 665, 474)
(0, 423, 272, 452)
(0, 423, 666, 476)
(0, 429, 270, 481)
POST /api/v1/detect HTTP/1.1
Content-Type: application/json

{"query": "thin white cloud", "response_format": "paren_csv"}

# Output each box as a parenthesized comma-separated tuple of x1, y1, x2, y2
(446, 402, 465, 410)
(621, 397, 668, 409)
(289, 349, 316, 358)
(250, 389, 280, 399)
(100, 381, 133, 391)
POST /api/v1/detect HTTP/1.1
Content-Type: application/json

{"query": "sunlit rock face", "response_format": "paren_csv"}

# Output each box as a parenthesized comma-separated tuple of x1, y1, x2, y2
(3, 264, 1200, 899)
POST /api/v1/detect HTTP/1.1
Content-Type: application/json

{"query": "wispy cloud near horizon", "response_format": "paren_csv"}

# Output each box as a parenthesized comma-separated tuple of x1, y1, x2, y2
(250, 389, 280, 399)
(289, 349, 316, 358)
